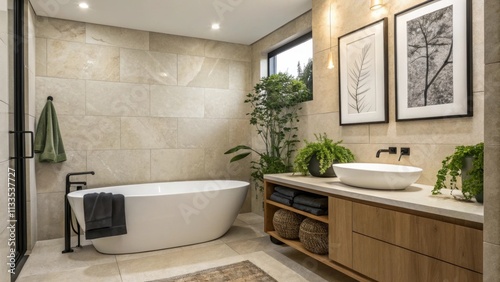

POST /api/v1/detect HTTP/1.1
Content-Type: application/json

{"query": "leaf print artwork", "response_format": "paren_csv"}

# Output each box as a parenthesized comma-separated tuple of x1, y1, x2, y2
(346, 35, 376, 114)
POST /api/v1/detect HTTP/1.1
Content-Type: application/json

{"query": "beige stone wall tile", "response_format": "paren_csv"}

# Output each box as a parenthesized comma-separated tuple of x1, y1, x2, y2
(340, 124, 370, 144)
(484, 242, 500, 280)
(87, 150, 151, 187)
(228, 119, 252, 147)
(121, 117, 177, 149)
(484, 63, 500, 145)
(472, 0, 485, 92)
(229, 61, 251, 90)
(37, 192, 65, 240)
(36, 37, 47, 76)
(370, 92, 484, 145)
(178, 55, 229, 89)
(150, 85, 204, 118)
(35, 77, 85, 116)
(178, 118, 228, 148)
(120, 48, 177, 85)
(35, 151, 87, 193)
(58, 116, 121, 150)
(86, 81, 150, 117)
(485, 0, 500, 64)
(0, 102, 8, 162)
(204, 89, 248, 119)
(204, 147, 251, 181)
(149, 32, 205, 56)
(35, 17, 85, 42)
(46, 39, 119, 81)
(484, 145, 500, 245)
(86, 23, 149, 50)
(312, 0, 330, 54)
(296, 112, 340, 145)
(204, 40, 251, 62)
(150, 149, 205, 182)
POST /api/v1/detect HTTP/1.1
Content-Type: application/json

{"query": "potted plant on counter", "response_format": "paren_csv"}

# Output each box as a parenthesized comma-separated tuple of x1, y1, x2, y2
(432, 142, 484, 203)
(294, 133, 355, 177)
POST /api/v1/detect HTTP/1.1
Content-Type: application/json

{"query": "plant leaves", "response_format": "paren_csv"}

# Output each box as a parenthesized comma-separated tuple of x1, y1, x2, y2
(224, 145, 252, 154)
(229, 152, 251, 162)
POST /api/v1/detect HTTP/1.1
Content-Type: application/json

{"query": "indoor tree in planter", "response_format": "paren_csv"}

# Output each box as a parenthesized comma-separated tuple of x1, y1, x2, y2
(432, 142, 484, 202)
(294, 133, 355, 177)
(224, 73, 310, 192)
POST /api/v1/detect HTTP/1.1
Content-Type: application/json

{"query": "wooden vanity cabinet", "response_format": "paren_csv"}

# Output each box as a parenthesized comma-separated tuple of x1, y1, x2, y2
(263, 179, 483, 282)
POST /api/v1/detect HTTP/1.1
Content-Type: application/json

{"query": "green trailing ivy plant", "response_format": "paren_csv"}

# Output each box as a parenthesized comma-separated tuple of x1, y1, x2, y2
(224, 73, 310, 192)
(294, 133, 355, 175)
(432, 142, 484, 201)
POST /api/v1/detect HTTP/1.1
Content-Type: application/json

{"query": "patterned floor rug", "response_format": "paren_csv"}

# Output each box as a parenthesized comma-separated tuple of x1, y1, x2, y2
(150, 260, 278, 282)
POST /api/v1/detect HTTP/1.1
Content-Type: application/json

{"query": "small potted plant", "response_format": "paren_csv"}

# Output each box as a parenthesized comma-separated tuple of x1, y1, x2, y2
(294, 133, 355, 177)
(432, 142, 484, 203)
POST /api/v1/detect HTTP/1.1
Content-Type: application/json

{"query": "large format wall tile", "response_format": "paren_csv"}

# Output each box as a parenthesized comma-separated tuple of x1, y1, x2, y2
(228, 119, 252, 147)
(472, 0, 485, 92)
(204, 147, 251, 181)
(204, 41, 251, 62)
(120, 49, 177, 85)
(86, 81, 150, 117)
(485, 0, 500, 64)
(121, 117, 177, 149)
(484, 242, 500, 282)
(229, 61, 251, 90)
(35, 37, 47, 76)
(37, 192, 65, 240)
(150, 149, 205, 182)
(47, 39, 119, 81)
(35, 17, 85, 42)
(484, 63, 500, 145)
(35, 77, 85, 116)
(87, 150, 151, 186)
(204, 89, 248, 119)
(178, 118, 228, 149)
(150, 85, 204, 118)
(150, 32, 205, 56)
(178, 55, 229, 89)
(58, 116, 121, 150)
(86, 23, 149, 50)
(484, 144, 500, 245)
(35, 151, 87, 193)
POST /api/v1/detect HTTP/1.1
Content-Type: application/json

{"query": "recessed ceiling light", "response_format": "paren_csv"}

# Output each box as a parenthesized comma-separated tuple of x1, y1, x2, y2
(79, 2, 89, 9)
(211, 23, 220, 30)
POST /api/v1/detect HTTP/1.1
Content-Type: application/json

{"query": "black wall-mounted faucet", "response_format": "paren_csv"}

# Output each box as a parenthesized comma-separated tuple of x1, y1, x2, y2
(376, 147, 397, 158)
(399, 147, 410, 161)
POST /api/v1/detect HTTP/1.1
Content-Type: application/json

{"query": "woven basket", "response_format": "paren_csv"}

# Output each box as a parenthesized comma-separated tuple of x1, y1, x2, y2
(299, 218, 329, 254)
(273, 209, 305, 239)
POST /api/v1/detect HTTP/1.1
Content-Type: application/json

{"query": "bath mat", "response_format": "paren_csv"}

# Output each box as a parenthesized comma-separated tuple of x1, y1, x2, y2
(149, 260, 277, 282)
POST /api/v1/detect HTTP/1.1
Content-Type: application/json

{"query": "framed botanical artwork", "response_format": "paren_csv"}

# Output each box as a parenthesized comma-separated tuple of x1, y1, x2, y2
(338, 18, 388, 125)
(395, 0, 472, 121)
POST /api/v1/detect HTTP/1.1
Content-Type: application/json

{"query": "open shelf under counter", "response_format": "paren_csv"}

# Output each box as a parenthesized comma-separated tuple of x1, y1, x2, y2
(264, 199, 328, 223)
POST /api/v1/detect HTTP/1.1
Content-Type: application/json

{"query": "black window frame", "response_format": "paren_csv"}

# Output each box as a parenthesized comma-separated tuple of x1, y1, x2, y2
(267, 31, 313, 76)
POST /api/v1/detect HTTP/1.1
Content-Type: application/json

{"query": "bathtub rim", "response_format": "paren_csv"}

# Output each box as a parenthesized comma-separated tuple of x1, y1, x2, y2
(67, 179, 250, 198)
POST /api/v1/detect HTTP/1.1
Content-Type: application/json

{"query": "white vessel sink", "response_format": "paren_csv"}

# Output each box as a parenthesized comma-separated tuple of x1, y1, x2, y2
(331, 163, 422, 190)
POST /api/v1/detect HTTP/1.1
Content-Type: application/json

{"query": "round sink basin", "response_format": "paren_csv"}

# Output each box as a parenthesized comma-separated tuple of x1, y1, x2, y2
(331, 163, 422, 190)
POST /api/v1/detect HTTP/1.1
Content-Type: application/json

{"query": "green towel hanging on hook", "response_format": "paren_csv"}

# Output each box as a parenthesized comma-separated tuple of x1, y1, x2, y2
(34, 97, 67, 163)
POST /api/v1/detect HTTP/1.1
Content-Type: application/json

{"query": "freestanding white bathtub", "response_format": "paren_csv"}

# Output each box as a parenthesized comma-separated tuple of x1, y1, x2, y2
(67, 180, 249, 254)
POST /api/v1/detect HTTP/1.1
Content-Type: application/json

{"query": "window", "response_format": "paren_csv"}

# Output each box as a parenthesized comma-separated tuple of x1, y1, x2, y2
(268, 32, 313, 100)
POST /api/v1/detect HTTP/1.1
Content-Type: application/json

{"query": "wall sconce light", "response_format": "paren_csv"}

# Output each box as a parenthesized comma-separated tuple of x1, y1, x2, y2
(370, 0, 384, 10)
(327, 51, 334, 69)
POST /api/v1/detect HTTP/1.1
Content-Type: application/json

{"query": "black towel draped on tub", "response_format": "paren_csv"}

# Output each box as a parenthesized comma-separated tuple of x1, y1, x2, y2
(83, 192, 127, 240)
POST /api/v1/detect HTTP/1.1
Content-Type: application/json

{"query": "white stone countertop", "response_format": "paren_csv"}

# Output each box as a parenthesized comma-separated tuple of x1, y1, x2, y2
(264, 173, 484, 224)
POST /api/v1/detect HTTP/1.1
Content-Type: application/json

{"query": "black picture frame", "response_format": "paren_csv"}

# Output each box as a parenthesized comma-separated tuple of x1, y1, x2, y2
(338, 18, 388, 125)
(395, 0, 472, 121)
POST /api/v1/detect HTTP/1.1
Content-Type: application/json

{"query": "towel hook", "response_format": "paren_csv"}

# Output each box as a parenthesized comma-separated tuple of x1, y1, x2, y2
(47, 96, 53, 101)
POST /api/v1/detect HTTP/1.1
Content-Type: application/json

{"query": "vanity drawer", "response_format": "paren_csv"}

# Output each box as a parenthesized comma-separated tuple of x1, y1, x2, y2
(352, 203, 482, 273)
(352, 233, 482, 282)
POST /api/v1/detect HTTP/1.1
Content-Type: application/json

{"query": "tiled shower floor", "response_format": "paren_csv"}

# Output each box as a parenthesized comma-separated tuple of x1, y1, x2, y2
(17, 213, 355, 282)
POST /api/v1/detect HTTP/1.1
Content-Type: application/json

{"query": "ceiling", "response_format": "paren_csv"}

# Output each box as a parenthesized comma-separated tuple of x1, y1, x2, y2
(30, 0, 312, 45)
